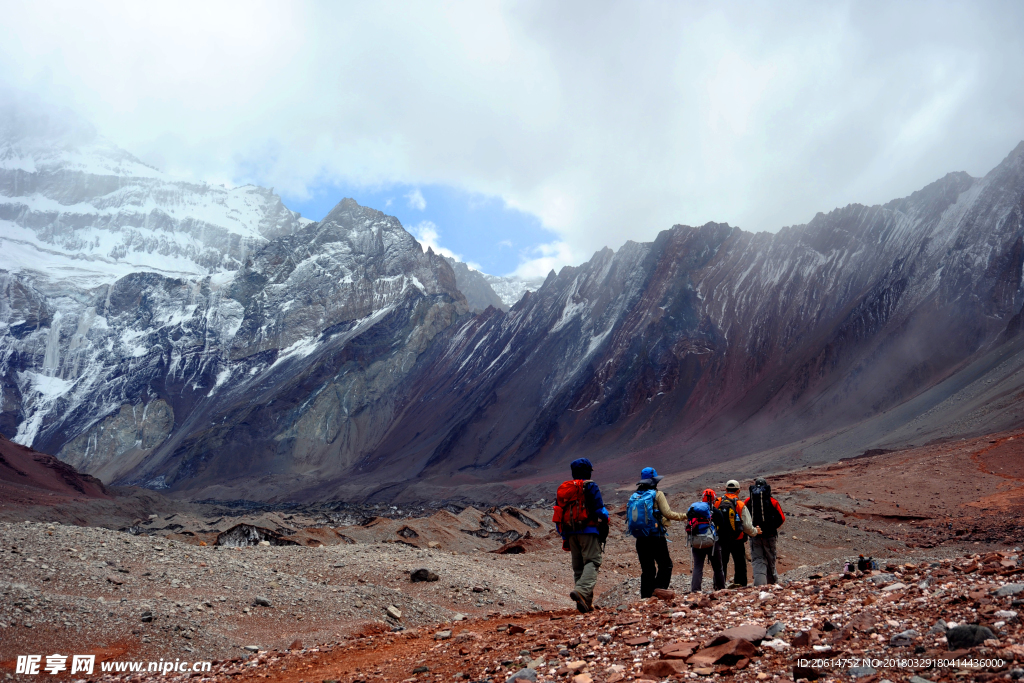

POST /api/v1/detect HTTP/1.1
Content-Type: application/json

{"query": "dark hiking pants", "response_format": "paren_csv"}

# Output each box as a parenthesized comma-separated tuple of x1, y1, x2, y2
(636, 535, 673, 598)
(720, 538, 748, 586)
(690, 542, 725, 593)
(751, 531, 778, 585)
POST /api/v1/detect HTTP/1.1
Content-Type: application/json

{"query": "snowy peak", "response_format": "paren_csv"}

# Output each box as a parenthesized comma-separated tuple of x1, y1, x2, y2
(0, 99, 308, 286)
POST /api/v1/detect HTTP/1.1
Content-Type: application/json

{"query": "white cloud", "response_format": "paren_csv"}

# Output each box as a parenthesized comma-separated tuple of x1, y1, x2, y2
(498, 239, 513, 248)
(511, 241, 581, 280)
(405, 188, 426, 211)
(2, 2, 1023, 275)
(410, 220, 482, 271)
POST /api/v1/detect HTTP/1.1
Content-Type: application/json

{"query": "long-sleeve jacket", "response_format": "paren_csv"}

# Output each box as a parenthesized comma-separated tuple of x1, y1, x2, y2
(718, 492, 758, 539)
(558, 481, 609, 536)
(653, 489, 686, 529)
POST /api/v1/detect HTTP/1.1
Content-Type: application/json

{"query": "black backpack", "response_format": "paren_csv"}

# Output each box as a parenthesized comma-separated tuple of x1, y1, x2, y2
(716, 496, 741, 543)
(749, 483, 783, 533)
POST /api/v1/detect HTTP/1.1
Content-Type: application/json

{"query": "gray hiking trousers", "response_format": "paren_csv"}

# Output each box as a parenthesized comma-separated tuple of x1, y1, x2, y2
(751, 531, 778, 585)
(568, 533, 603, 602)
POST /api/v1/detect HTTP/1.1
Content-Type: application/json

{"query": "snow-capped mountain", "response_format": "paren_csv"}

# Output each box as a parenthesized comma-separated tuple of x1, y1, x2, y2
(0, 99, 309, 288)
(482, 272, 544, 309)
(3, 99, 1024, 504)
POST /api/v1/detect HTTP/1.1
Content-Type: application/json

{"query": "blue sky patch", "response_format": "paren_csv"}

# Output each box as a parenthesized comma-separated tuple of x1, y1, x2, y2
(281, 182, 557, 276)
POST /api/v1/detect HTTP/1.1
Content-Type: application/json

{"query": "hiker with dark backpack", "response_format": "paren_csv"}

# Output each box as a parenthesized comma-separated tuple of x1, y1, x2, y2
(715, 480, 761, 588)
(626, 467, 686, 598)
(744, 477, 786, 586)
(686, 489, 726, 593)
(552, 458, 609, 613)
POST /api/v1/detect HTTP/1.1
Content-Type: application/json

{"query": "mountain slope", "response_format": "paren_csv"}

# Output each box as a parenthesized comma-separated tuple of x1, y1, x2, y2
(3, 101, 1024, 503)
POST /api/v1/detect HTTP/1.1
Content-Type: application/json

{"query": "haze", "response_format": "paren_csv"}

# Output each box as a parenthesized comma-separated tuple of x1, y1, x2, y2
(2, 0, 1023, 277)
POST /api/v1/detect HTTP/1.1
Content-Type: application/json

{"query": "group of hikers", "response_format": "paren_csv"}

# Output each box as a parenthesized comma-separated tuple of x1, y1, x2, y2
(553, 458, 785, 613)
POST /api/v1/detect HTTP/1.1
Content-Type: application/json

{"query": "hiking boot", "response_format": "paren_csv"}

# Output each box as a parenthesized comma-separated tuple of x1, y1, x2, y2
(569, 590, 593, 613)
(727, 582, 747, 589)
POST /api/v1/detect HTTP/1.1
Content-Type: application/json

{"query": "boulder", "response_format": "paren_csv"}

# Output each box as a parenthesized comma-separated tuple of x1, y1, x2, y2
(946, 624, 994, 650)
(659, 640, 698, 659)
(687, 638, 758, 666)
(642, 660, 687, 677)
(411, 568, 439, 582)
(716, 623, 767, 644)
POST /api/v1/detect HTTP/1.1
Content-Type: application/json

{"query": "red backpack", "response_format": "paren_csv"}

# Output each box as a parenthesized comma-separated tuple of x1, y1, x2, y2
(553, 479, 592, 532)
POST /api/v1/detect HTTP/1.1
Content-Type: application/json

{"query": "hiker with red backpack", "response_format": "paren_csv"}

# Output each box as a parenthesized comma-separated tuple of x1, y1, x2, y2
(686, 489, 726, 593)
(715, 479, 761, 588)
(626, 467, 686, 598)
(552, 458, 609, 613)
(744, 477, 786, 586)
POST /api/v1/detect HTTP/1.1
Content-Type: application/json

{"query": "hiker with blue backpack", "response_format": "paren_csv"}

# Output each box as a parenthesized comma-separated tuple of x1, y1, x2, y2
(626, 467, 686, 598)
(686, 489, 726, 593)
(553, 458, 609, 613)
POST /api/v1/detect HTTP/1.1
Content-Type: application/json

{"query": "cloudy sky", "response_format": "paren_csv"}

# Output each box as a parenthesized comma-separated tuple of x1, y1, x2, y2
(2, 1, 1023, 277)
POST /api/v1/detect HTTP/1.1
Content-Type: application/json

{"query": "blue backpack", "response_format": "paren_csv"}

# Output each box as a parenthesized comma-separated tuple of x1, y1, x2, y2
(627, 489, 662, 537)
(686, 501, 718, 549)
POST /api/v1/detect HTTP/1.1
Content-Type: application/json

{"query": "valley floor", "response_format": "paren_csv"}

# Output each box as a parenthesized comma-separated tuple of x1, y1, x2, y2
(2, 431, 1024, 682)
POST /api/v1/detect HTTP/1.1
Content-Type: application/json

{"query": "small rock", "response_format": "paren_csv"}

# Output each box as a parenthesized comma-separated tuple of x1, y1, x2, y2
(908, 677, 935, 683)
(507, 624, 526, 634)
(288, 640, 303, 650)
(995, 583, 1024, 596)
(994, 609, 1018, 620)
(597, 633, 612, 644)
(258, 540, 270, 546)
(243, 645, 259, 652)
(766, 621, 785, 637)
(928, 619, 947, 634)
(763, 638, 790, 652)
(386, 605, 402, 620)
(793, 665, 821, 681)
(140, 611, 153, 623)
(427, 541, 441, 549)
(572, 674, 593, 683)
(652, 588, 675, 600)
(252, 597, 272, 607)
(849, 666, 876, 678)
(452, 613, 466, 621)
(434, 630, 452, 640)
(867, 573, 896, 584)
(946, 624, 994, 650)
(889, 629, 919, 647)
(412, 666, 429, 674)
(882, 582, 907, 592)
(507, 668, 537, 682)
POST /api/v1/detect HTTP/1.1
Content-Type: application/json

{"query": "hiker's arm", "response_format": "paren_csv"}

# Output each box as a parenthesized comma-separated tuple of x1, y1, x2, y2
(739, 502, 758, 536)
(655, 491, 685, 521)
(772, 499, 786, 526)
(586, 482, 609, 522)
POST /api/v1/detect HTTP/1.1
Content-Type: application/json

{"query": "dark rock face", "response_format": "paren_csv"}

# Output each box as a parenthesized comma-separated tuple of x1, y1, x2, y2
(4, 126, 1024, 503)
(945, 624, 994, 650)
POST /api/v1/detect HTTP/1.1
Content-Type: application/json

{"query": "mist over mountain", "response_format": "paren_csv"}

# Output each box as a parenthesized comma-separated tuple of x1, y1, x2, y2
(3, 102, 1024, 504)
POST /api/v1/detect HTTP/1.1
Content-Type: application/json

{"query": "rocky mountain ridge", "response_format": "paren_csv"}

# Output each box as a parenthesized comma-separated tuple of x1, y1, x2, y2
(3, 101, 1024, 503)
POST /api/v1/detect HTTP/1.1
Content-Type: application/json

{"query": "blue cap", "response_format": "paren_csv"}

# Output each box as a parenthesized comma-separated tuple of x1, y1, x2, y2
(640, 467, 663, 483)
(570, 458, 594, 475)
